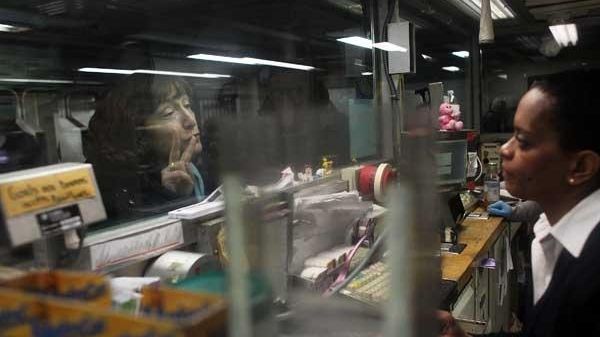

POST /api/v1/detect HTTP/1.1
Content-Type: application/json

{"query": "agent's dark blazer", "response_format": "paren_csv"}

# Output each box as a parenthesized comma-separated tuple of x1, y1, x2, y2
(479, 221, 600, 337)
(522, 220, 600, 337)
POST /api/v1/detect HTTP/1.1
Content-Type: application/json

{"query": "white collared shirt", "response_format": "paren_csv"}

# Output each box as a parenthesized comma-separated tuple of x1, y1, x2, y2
(531, 188, 600, 304)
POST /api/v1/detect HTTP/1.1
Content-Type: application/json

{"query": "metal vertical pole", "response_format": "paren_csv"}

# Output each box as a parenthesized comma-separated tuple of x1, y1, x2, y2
(383, 182, 415, 337)
(224, 175, 252, 337)
(471, 37, 482, 131)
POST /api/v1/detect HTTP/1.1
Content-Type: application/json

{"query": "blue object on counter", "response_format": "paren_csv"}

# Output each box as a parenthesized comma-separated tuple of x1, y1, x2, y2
(487, 200, 513, 218)
(172, 271, 269, 301)
(172, 271, 272, 320)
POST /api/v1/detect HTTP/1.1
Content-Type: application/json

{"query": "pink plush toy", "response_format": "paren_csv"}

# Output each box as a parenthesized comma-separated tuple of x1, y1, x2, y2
(439, 103, 464, 131)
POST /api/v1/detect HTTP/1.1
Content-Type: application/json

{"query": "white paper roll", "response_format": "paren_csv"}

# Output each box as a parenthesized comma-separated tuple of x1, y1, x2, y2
(145, 250, 218, 283)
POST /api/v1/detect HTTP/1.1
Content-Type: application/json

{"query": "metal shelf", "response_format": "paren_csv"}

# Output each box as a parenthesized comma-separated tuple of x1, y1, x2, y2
(32, 176, 345, 274)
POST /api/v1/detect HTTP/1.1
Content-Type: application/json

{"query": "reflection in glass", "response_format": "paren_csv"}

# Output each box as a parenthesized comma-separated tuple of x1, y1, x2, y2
(84, 74, 205, 218)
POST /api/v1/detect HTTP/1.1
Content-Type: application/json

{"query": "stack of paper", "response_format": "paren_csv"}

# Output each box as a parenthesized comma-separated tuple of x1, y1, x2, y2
(167, 186, 225, 220)
(167, 200, 224, 220)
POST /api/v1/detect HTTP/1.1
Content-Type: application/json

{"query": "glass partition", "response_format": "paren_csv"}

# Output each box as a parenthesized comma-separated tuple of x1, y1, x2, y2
(0, 0, 378, 224)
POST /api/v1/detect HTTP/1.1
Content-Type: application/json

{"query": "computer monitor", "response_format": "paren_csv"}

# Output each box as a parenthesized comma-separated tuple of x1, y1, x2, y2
(436, 132, 468, 186)
(439, 191, 466, 231)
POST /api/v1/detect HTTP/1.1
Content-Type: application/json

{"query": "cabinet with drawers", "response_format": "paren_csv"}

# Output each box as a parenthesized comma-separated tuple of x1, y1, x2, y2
(450, 223, 517, 334)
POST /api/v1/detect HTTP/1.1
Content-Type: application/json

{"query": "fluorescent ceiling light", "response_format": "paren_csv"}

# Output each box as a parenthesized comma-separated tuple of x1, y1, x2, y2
(490, 0, 515, 19)
(337, 37, 408, 52)
(549, 24, 578, 47)
(0, 78, 102, 85)
(497, 74, 508, 80)
(361, 72, 373, 76)
(78, 67, 231, 78)
(0, 23, 30, 33)
(0, 78, 73, 84)
(187, 53, 256, 65)
(136, 70, 231, 78)
(79, 67, 134, 75)
(451, 0, 515, 20)
(242, 58, 315, 71)
(337, 36, 373, 49)
(187, 53, 314, 71)
(372, 42, 407, 52)
(422, 54, 433, 61)
(442, 66, 461, 72)
(452, 51, 470, 58)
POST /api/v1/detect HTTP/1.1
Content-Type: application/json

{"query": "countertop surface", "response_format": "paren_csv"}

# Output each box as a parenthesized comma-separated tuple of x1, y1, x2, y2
(441, 209, 506, 291)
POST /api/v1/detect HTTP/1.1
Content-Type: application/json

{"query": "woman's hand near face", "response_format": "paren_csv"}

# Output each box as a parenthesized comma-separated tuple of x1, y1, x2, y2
(161, 132, 198, 196)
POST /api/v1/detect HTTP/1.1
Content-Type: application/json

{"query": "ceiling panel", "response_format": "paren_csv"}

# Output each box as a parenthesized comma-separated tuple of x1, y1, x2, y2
(527, 0, 600, 20)
(526, 0, 578, 6)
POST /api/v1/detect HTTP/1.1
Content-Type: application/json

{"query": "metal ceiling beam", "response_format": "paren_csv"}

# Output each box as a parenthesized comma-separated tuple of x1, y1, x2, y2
(494, 13, 600, 37)
(525, 0, 578, 8)
(528, 0, 600, 20)
(503, 0, 536, 22)
(397, 0, 474, 37)
(0, 8, 88, 29)
(494, 22, 549, 36)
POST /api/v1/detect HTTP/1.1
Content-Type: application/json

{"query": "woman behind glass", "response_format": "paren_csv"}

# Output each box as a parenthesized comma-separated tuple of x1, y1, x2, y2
(85, 74, 205, 219)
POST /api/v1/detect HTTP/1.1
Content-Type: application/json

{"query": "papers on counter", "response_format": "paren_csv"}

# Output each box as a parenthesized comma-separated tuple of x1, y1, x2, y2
(168, 185, 224, 220)
(168, 200, 224, 220)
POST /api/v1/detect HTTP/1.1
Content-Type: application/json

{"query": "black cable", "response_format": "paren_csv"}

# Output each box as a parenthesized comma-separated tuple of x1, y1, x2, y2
(380, 0, 403, 161)
(361, 0, 372, 39)
(381, 0, 399, 99)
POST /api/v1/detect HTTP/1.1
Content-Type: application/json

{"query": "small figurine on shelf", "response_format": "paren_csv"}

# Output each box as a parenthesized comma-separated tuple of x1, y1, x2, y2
(315, 156, 333, 177)
(438, 93, 464, 131)
(304, 165, 314, 181)
(298, 164, 314, 182)
(322, 156, 333, 176)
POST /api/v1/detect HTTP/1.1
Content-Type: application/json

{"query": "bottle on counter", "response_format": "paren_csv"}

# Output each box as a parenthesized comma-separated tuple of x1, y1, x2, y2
(484, 162, 500, 206)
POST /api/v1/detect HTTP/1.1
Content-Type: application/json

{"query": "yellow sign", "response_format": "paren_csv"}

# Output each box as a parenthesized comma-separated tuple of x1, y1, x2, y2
(0, 169, 96, 218)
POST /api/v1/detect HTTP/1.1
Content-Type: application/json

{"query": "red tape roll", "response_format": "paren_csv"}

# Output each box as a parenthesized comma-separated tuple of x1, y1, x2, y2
(358, 165, 377, 198)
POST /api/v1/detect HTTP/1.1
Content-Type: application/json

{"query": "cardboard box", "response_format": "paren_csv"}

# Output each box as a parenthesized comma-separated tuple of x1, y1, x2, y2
(0, 288, 182, 337)
(0, 270, 111, 308)
(140, 286, 227, 337)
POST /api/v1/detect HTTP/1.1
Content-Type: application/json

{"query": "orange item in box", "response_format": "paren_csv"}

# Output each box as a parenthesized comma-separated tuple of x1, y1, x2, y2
(0, 288, 183, 337)
(0, 288, 40, 336)
(0, 270, 110, 308)
(140, 286, 227, 337)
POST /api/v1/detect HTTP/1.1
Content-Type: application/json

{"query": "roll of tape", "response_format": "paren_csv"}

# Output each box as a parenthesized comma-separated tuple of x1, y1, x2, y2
(358, 165, 377, 197)
(374, 163, 391, 203)
(145, 250, 218, 283)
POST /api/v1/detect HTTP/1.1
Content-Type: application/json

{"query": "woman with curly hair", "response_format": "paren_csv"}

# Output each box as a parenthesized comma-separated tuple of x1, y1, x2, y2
(85, 73, 205, 218)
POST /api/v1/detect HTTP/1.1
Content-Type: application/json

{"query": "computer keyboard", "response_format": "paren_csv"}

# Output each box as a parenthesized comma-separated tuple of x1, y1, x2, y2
(340, 262, 458, 309)
(341, 262, 390, 305)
